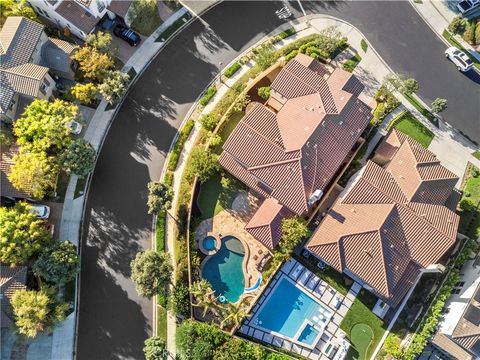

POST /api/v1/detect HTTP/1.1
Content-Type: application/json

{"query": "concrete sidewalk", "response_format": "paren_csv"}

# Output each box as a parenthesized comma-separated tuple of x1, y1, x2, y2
(54, 7, 191, 360)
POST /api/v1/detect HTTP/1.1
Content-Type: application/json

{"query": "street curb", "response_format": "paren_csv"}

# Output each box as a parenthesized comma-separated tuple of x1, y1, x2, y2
(408, 0, 451, 47)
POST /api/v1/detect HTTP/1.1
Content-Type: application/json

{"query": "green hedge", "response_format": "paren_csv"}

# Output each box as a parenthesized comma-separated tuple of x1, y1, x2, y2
(271, 27, 296, 43)
(223, 62, 241, 78)
(343, 54, 362, 72)
(155, 12, 193, 42)
(199, 86, 217, 106)
(167, 119, 195, 172)
(156, 211, 166, 252)
(361, 39, 368, 52)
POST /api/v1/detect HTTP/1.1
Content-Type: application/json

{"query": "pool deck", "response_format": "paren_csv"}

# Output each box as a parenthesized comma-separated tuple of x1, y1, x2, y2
(195, 192, 269, 290)
(239, 258, 360, 360)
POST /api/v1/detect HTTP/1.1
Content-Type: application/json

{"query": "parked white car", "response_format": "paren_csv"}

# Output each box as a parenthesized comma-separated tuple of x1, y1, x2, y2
(66, 120, 83, 135)
(30, 204, 50, 219)
(445, 47, 474, 72)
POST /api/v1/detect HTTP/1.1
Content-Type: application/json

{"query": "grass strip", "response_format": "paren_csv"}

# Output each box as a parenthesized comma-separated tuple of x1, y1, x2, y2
(155, 12, 193, 42)
(442, 29, 480, 70)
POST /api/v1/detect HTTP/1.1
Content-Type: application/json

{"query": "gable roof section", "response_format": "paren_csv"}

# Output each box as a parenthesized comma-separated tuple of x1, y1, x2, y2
(220, 54, 371, 215)
(245, 198, 291, 249)
(40, 38, 76, 73)
(55, 0, 99, 34)
(307, 153, 459, 307)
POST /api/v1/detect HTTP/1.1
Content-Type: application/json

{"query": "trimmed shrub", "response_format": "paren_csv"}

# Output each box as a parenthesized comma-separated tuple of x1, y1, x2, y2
(167, 119, 195, 172)
(257, 86, 271, 100)
(476, 23, 480, 45)
(223, 62, 241, 78)
(199, 86, 217, 106)
(361, 39, 368, 52)
(199, 113, 219, 131)
(285, 49, 299, 61)
(271, 27, 296, 43)
(463, 21, 476, 45)
(460, 197, 476, 212)
(448, 15, 468, 35)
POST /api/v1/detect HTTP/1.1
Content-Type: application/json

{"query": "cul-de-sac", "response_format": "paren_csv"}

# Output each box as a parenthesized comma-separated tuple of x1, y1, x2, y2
(1, 1, 480, 359)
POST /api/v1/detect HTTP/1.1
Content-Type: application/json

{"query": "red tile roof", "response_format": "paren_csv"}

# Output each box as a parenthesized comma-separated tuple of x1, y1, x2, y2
(306, 133, 459, 307)
(220, 54, 371, 217)
(245, 198, 292, 249)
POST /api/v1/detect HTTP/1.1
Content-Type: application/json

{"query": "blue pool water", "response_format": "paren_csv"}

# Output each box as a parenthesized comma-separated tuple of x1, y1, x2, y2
(203, 236, 217, 251)
(201, 236, 245, 302)
(297, 324, 319, 345)
(253, 278, 326, 339)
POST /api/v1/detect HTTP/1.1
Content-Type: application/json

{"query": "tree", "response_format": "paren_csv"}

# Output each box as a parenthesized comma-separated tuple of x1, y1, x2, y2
(130, 250, 172, 299)
(0, 202, 52, 265)
(9, 150, 59, 199)
(279, 217, 308, 255)
(317, 26, 345, 56)
(431, 98, 447, 114)
(219, 298, 250, 329)
(72, 46, 114, 80)
(1, 0, 37, 26)
(448, 16, 468, 35)
(11, 287, 68, 338)
(98, 70, 130, 105)
(185, 148, 219, 182)
(70, 83, 97, 105)
(176, 320, 227, 360)
(199, 113, 219, 132)
(147, 181, 173, 215)
(60, 139, 96, 177)
(213, 338, 266, 360)
(169, 283, 190, 317)
(254, 42, 277, 70)
(33, 241, 80, 285)
(383, 334, 403, 359)
(191, 279, 217, 317)
(143, 336, 168, 360)
(403, 78, 419, 94)
(85, 31, 112, 51)
(257, 86, 271, 100)
(14, 99, 78, 154)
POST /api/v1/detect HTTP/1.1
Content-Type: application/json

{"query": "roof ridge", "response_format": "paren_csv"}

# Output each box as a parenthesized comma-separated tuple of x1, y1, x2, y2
(2, 64, 48, 79)
(407, 202, 458, 240)
(240, 108, 286, 151)
(361, 161, 408, 202)
(248, 157, 301, 171)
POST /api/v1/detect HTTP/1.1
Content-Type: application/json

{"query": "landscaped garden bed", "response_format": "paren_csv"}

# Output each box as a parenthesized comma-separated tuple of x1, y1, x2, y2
(155, 11, 193, 42)
(458, 162, 480, 239)
(389, 111, 434, 148)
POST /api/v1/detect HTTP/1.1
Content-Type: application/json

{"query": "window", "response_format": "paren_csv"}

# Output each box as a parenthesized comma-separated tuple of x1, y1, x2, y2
(40, 81, 48, 95)
(8, 99, 16, 111)
(452, 288, 461, 295)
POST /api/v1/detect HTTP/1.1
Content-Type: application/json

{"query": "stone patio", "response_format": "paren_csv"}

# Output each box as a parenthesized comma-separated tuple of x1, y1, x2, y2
(195, 191, 270, 288)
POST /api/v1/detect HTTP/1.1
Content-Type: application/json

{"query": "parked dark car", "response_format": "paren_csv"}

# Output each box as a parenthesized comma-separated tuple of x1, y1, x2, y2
(113, 24, 141, 47)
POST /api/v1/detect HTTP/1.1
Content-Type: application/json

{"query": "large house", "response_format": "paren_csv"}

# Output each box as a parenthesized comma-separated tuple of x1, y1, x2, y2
(28, 0, 134, 39)
(0, 265, 27, 329)
(0, 16, 76, 122)
(220, 53, 372, 250)
(306, 129, 460, 311)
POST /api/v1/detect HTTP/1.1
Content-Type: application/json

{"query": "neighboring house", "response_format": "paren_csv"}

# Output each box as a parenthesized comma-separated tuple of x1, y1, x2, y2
(0, 16, 76, 122)
(306, 129, 460, 312)
(28, 0, 133, 39)
(432, 259, 480, 360)
(220, 53, 372, 250)
(0, 265, 27, 329)
(0, 145, 32, 201)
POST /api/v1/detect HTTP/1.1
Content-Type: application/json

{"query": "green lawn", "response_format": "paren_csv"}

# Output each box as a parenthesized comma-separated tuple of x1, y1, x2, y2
(402, 92, 437, 125)
(391, 111, 434, 148)
(340, 290, 386, 360)
(351, 324, 374, 360)
(196, 172, 245, 221)
(473, 151, 480, 161)
(156, 305, 167, 340)
(458, 163, 480, 238)
(129, 0, 162, 36)
(443, 29, 480, 70)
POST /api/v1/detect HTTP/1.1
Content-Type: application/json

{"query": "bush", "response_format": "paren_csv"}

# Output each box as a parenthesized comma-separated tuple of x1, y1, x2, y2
(257, 86, 271, 100)
(476, 24, 480, 45)
(144, 336, 168, 360)
(223, 62, 241, 78)
(185, 148, 219, 183)
(449, 16, 468, 35)
(167, 119, 195, 172)
(199, 86, 217, 106)
(284, 49, 299, 61)
(169, 283, 190, 317)
(460, 197, 476, 212)
(271, 28, 296, 43)
(199, 113, 220, 131)
(254, 42, 277, 70)
(463, 21, 476, 45)
(361, 39, 368, 52)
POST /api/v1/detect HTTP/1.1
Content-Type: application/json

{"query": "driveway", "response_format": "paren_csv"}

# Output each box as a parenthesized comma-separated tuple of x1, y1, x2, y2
(76, 2, 480, 359)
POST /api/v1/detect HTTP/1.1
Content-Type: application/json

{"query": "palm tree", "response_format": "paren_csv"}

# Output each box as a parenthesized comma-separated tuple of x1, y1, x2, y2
(220, 298, 250, 329)
(190, 280, 217, 317)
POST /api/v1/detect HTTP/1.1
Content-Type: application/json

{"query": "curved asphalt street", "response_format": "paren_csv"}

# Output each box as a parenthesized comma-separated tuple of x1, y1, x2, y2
(76, 2, 480, 359)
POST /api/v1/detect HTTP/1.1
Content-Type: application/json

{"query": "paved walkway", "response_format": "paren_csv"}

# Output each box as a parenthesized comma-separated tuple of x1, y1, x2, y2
(54, 8, 190, 360)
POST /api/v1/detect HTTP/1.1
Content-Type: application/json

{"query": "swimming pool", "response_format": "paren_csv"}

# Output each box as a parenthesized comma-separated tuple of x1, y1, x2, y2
(251, 277, 330, 346)
(201, 236, 245, 302)
(203, 236, 217, 251)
